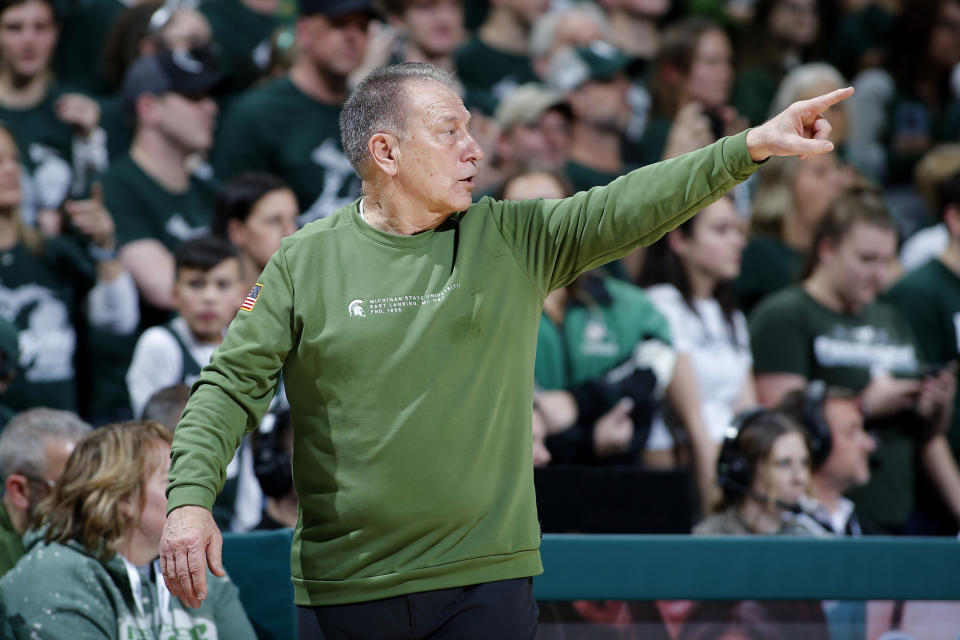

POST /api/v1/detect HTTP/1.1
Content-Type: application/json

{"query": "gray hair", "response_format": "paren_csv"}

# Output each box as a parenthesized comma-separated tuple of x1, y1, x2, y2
(340, 63, 458, 177)
(0, 408, 92, 479)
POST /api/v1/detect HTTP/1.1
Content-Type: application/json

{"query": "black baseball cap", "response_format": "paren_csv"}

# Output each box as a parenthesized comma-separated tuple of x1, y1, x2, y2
(299, 0, 377, 18)
(122, 46, 222, 113)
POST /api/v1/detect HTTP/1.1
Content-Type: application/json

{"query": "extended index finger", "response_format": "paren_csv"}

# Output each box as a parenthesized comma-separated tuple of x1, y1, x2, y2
(800, 87, 854, 117)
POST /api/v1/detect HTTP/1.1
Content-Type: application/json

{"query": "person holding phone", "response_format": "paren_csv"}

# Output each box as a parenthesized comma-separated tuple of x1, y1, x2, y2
(749, 186, 960, 534)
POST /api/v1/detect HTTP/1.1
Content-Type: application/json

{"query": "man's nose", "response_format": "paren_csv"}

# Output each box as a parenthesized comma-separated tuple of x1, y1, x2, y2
(464, 133, 484, 163)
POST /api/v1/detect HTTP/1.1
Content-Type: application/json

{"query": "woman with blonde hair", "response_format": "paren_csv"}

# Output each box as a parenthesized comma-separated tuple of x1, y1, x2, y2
(0, 421, 256, 639)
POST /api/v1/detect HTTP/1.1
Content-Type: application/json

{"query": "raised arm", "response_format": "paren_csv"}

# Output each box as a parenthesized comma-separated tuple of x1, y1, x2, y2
(160, 244, 298, 608)
(745, 87, 854, 161)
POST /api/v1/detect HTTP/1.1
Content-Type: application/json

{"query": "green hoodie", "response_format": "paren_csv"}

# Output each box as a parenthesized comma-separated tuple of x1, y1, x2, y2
(0, 533, 255, 640)
(167, 131, 763, 606)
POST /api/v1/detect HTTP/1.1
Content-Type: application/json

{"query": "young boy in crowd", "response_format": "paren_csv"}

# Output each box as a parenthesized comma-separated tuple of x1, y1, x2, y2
(126, 236, 245, 419)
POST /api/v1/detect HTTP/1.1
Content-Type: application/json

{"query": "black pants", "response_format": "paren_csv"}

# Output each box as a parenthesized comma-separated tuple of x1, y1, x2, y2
(297, 577, 538, 640)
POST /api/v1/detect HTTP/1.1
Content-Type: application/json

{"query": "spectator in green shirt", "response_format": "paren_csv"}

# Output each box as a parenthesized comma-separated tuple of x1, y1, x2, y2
(0, 0, 107, 234)
(0, 407, 90, 577)
(749, 187, 960, 533)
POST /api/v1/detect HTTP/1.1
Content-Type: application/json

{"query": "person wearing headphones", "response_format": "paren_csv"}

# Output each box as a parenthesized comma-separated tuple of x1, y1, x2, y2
(693, 410, 811, 535)
(777, 381, 879, 536)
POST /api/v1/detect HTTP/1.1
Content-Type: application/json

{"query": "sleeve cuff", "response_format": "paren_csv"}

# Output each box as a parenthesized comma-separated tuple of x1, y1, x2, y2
(166, 485, 217, 514)
(722, 129, 767, 181)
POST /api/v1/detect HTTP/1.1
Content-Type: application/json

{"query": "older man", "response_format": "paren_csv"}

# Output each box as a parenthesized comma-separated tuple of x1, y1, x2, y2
(0, 407, 92, 576)
(161, 63, 851, 639)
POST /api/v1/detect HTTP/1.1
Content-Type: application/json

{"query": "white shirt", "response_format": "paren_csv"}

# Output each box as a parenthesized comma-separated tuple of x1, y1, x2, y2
(645, 284, 752, 448)
(125, 316, 219, 419)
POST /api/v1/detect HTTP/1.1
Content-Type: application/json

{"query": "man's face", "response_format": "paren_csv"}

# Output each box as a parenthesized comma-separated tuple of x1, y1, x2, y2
(298, 11, 370, 78)
(173, 258, 245, 342)
(0, 0, 57, 80)
(571, 74, 629, 131)
(24, 436, 75, 520)
(402, 0, 463, 59)
(394, 80, 484, 215)
(152, 91, 218, 153)
(819, 397, 875, 491)
(499, 120, 550, 168)
(538, 108, 571, 169)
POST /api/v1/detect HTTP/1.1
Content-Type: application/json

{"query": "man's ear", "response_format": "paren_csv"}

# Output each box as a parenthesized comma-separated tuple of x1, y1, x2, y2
(816, 236, 837, 268)
(368, 132, 400, 177)
(5, 474, 31, 511)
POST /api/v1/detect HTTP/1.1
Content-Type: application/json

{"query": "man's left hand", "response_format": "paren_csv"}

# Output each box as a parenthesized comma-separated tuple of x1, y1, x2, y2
(745, 87, 854, 162)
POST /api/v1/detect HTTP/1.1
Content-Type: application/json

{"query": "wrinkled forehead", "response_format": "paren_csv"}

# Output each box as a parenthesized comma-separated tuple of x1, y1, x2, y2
(402, 79, 469, 128)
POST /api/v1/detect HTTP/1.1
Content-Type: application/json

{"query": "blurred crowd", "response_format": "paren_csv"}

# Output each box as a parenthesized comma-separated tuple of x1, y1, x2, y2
(0, 0, 959, 635)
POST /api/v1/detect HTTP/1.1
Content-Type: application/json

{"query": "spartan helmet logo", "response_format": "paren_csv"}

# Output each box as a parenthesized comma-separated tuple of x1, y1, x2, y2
(348, 300, 365, 317)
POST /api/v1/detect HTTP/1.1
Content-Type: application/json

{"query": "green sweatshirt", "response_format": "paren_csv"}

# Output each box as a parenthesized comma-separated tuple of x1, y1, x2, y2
(167, 131, 762, 606)
(0, 535, 255, 639)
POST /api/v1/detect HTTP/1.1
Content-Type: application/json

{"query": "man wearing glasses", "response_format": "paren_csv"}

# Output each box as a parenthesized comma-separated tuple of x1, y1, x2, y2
(0, 407, 91, 576)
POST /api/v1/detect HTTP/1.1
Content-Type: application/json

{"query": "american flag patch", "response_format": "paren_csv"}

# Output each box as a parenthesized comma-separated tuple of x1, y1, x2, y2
(240, 283, 263, 312)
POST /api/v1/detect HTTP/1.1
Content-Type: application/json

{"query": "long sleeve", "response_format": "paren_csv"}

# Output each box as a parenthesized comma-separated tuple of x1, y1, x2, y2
(489, 131, 762, 293)
(166, 247, 296, 512)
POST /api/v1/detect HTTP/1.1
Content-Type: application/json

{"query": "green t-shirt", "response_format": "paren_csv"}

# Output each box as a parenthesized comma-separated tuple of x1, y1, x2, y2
(886, 258, 960, 525)
(0, 501, 24, 579)
(53, 0, 125, 96)
(454, 37, 538, 115)
(0, 239, 95, 413)
(201, 0, 281, 95)
(0, 86, 76, 212)
(167, 131, 762, 606)
(213, 77, 360, 225)
(749, 285, 924, 531)
(733, 234, 804, 315)
(535, 275, 672, 390)
(100, 155, 215, 251)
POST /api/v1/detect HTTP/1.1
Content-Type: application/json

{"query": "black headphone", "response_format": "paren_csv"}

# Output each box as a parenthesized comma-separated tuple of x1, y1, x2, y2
(800, 380, 832, 470)
(716, 407, 770, 500)
(253, 409, 294, 499)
